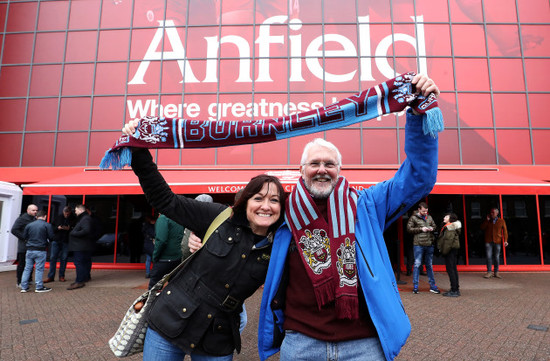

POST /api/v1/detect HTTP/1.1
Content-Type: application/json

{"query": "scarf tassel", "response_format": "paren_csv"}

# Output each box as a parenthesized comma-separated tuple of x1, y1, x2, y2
(99, 147, 132, 170)
(422, 107, 444, 138)
(313, 280, 336, 310)
(335, 296, 360, 320)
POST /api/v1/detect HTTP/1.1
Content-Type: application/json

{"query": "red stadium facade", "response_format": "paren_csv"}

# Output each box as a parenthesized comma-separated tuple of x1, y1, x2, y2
(1, 0, 549, 270)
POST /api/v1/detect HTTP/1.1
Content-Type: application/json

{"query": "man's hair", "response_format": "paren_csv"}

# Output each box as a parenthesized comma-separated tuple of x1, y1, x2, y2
(63, 206, 72, 213)
(37, 210, 47, 218)
(418, 201, 428, 209)
(300, 138, 342, 167)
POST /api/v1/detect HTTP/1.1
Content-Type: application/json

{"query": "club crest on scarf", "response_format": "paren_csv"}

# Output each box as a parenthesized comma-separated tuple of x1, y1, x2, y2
(336, 238, 357, 287)
(135, 116, 169, 144)
(298, 229, 331, 274)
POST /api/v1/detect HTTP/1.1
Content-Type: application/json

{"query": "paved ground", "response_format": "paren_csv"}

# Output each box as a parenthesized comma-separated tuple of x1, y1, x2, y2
(1, 265, 548, 361)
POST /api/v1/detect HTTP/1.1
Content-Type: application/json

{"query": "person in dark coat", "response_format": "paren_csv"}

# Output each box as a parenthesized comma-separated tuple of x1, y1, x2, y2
(67, 204, 94, 290)
(142, 214, 156, 278)
(44, 206, 75, 283)
(10, 204, 38, 287)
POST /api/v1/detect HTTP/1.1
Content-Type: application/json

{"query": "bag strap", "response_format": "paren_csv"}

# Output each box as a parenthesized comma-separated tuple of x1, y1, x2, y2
(153, 207, 233, 289)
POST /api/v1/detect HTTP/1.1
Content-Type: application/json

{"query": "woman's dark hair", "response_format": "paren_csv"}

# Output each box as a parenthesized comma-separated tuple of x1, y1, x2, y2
(232, 174, 286, 234)
(445, 212, 458, 223)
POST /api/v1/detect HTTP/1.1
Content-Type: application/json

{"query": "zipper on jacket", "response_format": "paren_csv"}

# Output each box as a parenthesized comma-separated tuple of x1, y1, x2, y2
(387, 203, 407, 224)
(355, 241, 374, 277)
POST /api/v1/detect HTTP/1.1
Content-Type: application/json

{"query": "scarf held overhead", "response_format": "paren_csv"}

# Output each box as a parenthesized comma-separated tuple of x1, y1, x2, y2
(286, 177, 360, 319)
(100, 71, 443, 170)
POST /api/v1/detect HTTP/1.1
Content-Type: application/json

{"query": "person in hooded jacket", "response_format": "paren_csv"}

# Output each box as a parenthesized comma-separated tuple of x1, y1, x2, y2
(437, 212, 462, 297)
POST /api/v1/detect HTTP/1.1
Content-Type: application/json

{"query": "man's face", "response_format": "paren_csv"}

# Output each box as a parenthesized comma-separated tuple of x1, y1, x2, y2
(490, 209, 499, 219)
(418, 206, 428, 217)
(300, 144, 340, 199)
(63, 210, 71, 218)
(27, 205, 38, 217)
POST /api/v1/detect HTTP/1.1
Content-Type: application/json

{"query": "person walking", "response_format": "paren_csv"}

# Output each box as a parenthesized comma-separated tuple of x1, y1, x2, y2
(481, 207, 508, 279)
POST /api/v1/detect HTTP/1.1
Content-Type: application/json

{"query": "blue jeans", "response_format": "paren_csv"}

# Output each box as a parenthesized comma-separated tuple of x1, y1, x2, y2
(47, 241, 69, 279)
(486, 243, 502, 272)
(280, 331, 385, 361)
(413, 245, 436, 288)
(143, 328, 233, 361)
(21, 250, 47, 290)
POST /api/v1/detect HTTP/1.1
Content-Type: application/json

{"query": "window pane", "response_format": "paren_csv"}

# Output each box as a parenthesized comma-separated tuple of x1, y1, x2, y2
(362, 129, 398, 165)
(34, 32, 66, 63)
(26, 99, 59, 132)
(529, 94, 550, 128)
(30, 65, 62, 97)
(521, 25, 549, 57)
(490, 59, 525, 91)
(450, 0, 483, 23)
(0, 100, 26, 131)
(22, 133, 55, 166)
(62, 63, 95, 95)
(486, 25, 520, 57)
(89, 131, 124, 166)
(55, 132, 89, 166)
(327, 129, 361, 165)
(457, 93, 493, 128)
(100, 0, 132, 28)
(493, 94, 528, 128)
(98, 30, 130, 62)
(538, 196, 550, 265)
(497, 129, 532, 165)
(91, 97, 126, 130)
(253, 139, 289, 165)
(59, 98, 92, 131)
(484, 0, 518, 22)
(502, 195, 541, 265)
(69, 0, 101, 29)
(0, 134, 22, 166)
(461, 129, 496, 164)
(3, 34, 34, 64)
(38, 0, 69, 31)
(0, 66, 30, 97)
(517, 0, 550, 22)
(525, 59, 550, 92)
(438, 129, 461, 164)
(416, 0, 450, 22)
(95, 62, 128, 95)
(65, 31, 98, 62)
(6, 2, 38, 32)
(452, 25, 486, 57)
(455, 59, 489, 91)
(532, 130, 550, 165)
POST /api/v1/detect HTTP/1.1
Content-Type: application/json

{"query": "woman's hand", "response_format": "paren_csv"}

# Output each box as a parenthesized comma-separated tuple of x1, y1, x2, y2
(188, 232, 203, 253)
(121, 118, 140, 136)
(412, 73, 440, 98)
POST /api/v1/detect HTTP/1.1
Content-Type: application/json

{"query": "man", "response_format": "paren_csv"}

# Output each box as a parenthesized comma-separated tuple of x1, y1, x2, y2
(481, 207, 508, 279)
(406, 202, 440, 294)
(148, 213, 183, 289)
(20, 210, 54, 293)
(44, 206, 75, 283)
(11, 204, 38, 287)
(258, 74, 440, 361)
(67, 204, 94, 290)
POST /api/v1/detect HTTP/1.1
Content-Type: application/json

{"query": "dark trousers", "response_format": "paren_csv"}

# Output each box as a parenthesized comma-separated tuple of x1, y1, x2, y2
(16, 251, 31, 284)
(444, 249, 460, 292)
(148, 259, 181, 289)
(73, 251, 92, 283)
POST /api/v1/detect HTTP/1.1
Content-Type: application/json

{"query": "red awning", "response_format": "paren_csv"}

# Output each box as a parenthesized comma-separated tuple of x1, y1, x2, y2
(19, 165, 550, 196)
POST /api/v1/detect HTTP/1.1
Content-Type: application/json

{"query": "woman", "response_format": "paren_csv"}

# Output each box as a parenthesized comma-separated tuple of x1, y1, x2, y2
(122, 122, 286, 360)
(437, 213, 462, 297)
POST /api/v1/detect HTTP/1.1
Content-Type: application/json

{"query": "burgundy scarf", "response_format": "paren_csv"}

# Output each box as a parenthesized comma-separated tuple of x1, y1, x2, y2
(286, 177, 360, 319)
(100, 72, 443, 170)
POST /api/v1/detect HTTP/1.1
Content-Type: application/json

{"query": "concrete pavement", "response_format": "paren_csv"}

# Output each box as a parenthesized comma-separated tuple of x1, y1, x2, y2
(1, 266, 548, 360)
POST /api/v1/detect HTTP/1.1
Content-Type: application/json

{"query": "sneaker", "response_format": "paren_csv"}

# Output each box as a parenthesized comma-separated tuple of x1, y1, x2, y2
(35, 287, 52, 293)
(483, 272, 493, 279)
(493, 272, 502, 279)
(443, 291, 460, 297)
(16, 283, 21, 289)
(430, 287, 441, 294)
(20, 288, 29, 293)
(412, 288, 419, 294)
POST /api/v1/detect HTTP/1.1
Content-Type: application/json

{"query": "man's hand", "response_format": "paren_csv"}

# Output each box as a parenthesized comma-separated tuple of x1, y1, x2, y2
(188, 232, 203, 253)
(412, 73, 440, 97)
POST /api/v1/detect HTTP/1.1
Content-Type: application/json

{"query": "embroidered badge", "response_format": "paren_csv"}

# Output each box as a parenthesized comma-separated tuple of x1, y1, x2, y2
(135, 116, 169, 144)
(336, 237, 357, 287)
(299, 229, 331, 274)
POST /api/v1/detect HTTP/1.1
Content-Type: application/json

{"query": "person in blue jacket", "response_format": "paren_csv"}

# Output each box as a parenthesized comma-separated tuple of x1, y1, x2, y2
(258, 74, 440, 361)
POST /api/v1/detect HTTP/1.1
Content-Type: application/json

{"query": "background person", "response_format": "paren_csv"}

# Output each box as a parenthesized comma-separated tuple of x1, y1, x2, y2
(44, 206, 75, 283)
(148, 213, 183, 289)
(437, 213, 462, 297)
(20, 210, 54, 293)
(481, 207, 508, 279)
(67, 204, 94, 290)
(142, 214, 157, 278)
(10, 204, 38, 288)
(407, 202, 440, 294)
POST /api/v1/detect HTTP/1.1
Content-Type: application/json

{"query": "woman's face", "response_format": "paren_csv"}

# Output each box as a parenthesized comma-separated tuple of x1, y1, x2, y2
(443, 215, 450, 223)
(246, 182, 281, 236)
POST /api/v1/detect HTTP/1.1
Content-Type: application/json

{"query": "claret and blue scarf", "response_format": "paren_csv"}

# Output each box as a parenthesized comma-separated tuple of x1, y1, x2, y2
(99, 71, 443, 170)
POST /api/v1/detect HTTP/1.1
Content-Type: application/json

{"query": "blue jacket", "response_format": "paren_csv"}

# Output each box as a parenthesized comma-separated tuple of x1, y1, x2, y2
(258, 111, 438, 361)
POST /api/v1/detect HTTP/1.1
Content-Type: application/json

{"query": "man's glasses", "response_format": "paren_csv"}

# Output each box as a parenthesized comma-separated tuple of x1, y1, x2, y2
(304, 161, 338, 169)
